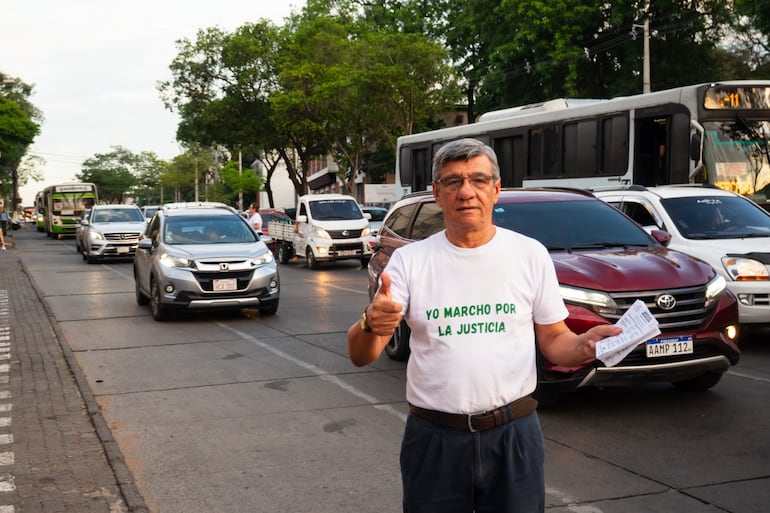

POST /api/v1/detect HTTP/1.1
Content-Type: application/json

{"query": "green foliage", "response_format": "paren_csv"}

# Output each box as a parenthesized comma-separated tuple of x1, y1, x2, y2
(76, 146, 144, 204)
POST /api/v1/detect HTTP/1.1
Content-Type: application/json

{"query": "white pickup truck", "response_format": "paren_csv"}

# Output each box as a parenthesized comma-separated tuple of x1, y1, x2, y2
(267, 194, 373, 269)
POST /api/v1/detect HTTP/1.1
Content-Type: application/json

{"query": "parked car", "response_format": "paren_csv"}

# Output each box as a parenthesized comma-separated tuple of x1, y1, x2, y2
(368, 188, 740, 405)
(360, 205, 388, 236)
(594, 184, 770, 332)
(79, 204, 146, 263)
(133, 202, 279, 321)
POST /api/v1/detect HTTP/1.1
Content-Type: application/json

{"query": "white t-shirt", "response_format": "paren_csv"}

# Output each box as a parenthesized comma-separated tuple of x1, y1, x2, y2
(248, 212, 263, 232)
(385, 227, 568, 414)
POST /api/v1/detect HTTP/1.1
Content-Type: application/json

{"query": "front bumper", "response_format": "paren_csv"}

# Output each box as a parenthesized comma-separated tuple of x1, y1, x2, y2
(155, 263, 279, 310)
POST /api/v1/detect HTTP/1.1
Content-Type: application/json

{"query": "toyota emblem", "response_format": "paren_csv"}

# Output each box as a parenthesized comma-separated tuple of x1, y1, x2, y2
(219, 263, 230, 271)
(342, 230, 350, 237)
(656, 294, 676, 310)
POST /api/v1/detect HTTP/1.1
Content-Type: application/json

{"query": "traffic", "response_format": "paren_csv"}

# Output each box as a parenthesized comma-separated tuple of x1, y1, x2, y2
(7, 223, 769, 513)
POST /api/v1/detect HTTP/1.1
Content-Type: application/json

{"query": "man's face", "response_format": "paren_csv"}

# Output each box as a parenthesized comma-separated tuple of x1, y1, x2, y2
(433, 155, 500, 235)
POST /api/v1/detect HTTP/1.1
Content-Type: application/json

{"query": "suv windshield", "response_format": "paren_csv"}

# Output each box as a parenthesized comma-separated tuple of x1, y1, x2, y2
(492, 200, 655, 250)
(309, 199, 363, 221)
(661, 196, 770, 239)
(163, 216, 257, 244)
(92, 208, 144, 223)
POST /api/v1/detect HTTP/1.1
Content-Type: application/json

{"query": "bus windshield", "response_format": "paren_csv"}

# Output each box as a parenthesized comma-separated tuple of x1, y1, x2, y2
(703, 120, 770, 196)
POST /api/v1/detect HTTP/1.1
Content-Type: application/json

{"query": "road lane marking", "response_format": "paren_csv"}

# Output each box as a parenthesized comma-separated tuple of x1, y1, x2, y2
(216, 321, 407, 422)
(302, 279, 369, 295)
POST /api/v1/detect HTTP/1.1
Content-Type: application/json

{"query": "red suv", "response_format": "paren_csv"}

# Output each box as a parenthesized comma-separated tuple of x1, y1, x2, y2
(368, 188, 740, 405)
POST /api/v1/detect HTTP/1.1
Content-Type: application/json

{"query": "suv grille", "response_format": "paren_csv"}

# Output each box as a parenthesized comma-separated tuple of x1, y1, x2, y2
(105, 232, 142, 241)
(603, 285, 711, 332)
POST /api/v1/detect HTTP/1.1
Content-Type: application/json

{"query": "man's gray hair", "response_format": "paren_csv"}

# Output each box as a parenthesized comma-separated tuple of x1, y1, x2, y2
(431, 138, 500, 181)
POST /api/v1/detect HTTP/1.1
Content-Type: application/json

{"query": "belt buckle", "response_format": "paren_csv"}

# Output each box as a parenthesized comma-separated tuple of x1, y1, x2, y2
(467, 411, 484, 432)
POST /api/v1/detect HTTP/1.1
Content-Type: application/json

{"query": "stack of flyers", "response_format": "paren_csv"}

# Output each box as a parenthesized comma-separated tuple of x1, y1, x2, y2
(595, 299, 661, 367)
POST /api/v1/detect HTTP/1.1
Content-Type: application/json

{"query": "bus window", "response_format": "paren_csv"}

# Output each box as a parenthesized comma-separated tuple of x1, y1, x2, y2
(493, 134, 525, 187)
(601, 114, 628, 175)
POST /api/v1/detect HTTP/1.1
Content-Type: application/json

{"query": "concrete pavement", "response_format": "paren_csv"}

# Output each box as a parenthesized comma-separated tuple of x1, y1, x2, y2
(0, 225, 147, 512)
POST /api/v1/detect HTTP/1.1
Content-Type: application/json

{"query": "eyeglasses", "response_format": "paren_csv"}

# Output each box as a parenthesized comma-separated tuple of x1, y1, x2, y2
(435, 173, 497, 191)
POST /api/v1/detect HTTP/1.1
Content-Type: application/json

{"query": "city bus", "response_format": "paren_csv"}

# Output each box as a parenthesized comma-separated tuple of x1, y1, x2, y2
(37, 182, 98, 238)
(395, 81, 770, 204)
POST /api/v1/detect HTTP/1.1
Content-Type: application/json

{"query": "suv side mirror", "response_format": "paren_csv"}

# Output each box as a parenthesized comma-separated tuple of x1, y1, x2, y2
(651, 229, 671, 246)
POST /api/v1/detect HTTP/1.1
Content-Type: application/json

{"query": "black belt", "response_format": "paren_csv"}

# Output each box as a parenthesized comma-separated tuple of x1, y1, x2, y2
(408, 395, 538, 432)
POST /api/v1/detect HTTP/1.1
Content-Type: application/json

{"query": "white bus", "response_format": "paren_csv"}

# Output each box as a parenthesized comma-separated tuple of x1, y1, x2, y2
(395, 81, 770, 203)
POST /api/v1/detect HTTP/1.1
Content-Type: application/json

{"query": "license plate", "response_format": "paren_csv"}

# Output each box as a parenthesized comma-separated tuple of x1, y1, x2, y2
(646, 335, 693, 357)
(337, 249, 357, 256)
(116, 246, 130, 254)
(213, 278, 237, 291)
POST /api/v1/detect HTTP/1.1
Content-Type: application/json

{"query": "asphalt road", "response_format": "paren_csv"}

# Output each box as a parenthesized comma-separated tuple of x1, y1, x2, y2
(16, 227, 770, 513)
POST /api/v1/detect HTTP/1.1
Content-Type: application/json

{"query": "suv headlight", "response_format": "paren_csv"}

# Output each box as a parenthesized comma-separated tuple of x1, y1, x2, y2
(159, 252, 194, 268)
(559, 285, 620, 314)
(251, 251, 274, 266)
(721, 256, 769, 281)
(361, 227, 372, 237)
(705, 274, 727, 308)
(88, 230, 105, 240)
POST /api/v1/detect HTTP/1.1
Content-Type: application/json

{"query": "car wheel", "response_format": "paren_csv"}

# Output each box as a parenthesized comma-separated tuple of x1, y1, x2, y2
(384, 319, 411, 361)
(135, 271, 150, 306)
(278, 243, 291, 264)
(360, 257, 370, 268)
(306, 248, 319, 269)
(86, 253, 98, 264)
(150, 278, 169, 321)
(672, 371, 723, 391)
(258, 299, 279, 316)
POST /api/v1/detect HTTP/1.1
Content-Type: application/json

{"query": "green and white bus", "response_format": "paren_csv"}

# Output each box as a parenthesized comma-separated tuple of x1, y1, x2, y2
(37, 182, 98, 238)
(395, 81, 770, 204)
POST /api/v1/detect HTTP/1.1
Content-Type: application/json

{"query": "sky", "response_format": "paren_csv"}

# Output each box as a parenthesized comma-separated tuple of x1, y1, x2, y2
(2, 0, 301, 206)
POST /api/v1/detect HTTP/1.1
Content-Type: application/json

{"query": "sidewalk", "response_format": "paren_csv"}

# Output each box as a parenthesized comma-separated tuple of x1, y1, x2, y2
(0, 226, 148, 512)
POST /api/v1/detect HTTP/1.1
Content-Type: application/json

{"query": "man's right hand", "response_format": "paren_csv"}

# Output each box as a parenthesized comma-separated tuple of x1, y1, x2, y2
(366, 272, 404, 336)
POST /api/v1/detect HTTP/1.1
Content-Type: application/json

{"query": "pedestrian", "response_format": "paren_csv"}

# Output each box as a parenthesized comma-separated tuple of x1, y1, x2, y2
(0, 206, 7, 238)
(246, 202, 262, 233)
(0, 221, 5, 251)
(347, 138, 622, 513)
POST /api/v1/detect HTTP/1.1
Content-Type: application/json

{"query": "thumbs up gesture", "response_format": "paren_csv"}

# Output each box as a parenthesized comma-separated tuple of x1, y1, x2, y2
(366, 272, 404, 336)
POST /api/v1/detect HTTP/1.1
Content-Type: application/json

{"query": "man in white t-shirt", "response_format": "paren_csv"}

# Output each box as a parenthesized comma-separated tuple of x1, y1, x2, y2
(246, 202, 262, 233)
(347, 138, 621, 513)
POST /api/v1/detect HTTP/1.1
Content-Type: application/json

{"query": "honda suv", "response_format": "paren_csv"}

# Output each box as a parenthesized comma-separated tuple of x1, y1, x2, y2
(133, 202, 279, 321)
(368, 188, 740, 405)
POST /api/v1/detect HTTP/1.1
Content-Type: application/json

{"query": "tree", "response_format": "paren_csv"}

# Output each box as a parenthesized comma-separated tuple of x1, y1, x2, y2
(273, 3, 459, 198)
(76, 146, 141, 204)
(439, 0, 732, 114)
(0, 74, 41, 208)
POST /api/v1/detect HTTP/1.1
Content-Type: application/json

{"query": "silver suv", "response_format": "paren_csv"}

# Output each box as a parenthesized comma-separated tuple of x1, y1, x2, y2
(133, 202, 279, 321)
(80, 204, 146, 263)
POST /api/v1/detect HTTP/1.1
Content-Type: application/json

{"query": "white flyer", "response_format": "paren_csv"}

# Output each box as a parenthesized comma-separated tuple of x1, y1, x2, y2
(595, 299, 661, 367)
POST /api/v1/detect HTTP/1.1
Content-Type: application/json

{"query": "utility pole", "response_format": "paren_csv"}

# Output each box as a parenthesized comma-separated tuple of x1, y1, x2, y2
(633, 18, 651, 93)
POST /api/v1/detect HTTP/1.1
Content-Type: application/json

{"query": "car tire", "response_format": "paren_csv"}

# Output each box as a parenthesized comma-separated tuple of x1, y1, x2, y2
(150, 278, 169, 321)
(672, 371, 723, 391)
(306, 248, 319, 269)
(86, 253, 98, 264)
(278, 243, 291, 264)
(258, 299, 279, 316)
(360, 257, 370, 268)
(384, 319, 411, 361)
(135, 271, 150, 306)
